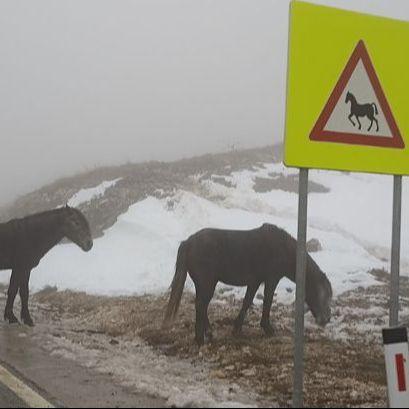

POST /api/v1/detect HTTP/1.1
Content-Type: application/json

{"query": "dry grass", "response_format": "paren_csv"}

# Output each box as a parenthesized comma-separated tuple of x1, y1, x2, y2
(29, 274, 393, 408)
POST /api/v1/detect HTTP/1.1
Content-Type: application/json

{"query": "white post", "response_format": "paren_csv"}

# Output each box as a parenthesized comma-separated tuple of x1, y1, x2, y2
(383, 327, 409, 408)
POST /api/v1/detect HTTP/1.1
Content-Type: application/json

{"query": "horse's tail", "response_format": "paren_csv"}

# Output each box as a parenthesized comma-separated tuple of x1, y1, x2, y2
(163, 240, 189, 327)
(372, 103, 378, 115)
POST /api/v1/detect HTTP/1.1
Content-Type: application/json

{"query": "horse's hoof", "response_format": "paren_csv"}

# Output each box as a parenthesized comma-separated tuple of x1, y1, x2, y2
(22, 317, 34, 327)
(205, 333, 214, 343)
(195, 338, 205, 348)
(264, 330, 275, 338)
(4, 312, 19, 325)
(261, 323, 276, 338)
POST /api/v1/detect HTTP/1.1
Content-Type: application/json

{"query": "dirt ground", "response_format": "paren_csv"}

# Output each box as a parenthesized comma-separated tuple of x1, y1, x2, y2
(1, 268, 407, 407)
(0, 268, 401, 407)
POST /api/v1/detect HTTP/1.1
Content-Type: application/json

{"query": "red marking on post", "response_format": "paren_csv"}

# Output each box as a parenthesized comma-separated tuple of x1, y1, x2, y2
(396, 354, 407, 392)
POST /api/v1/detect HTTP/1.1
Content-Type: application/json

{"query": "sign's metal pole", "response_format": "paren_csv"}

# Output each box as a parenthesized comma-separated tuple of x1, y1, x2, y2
(390, 175, 402, 327)
(293, 167, 309, 408)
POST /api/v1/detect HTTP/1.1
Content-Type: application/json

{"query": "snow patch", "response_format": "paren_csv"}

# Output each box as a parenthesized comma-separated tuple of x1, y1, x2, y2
(67, 178, 121, 207)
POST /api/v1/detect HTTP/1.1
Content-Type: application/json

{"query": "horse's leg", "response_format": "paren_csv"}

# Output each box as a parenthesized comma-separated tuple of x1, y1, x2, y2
(204, 305, 213, 342)
(195, 297, 205, 346)
(4, 270, 20, 324)
(195, 296, 213, 347)
(19, 270, 33, 327)
(260, 278, 280, 337)
(203, 297, 214, 343)
(194, 280, 216, 347)
(356, 116, 362, 130)
(233, 282, 260, 336)
(348, 113, 356, 127)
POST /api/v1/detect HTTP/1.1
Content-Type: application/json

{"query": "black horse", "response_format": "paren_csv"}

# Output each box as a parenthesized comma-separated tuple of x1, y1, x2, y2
(0, 206, 93, 326)
(345, 91, 379, 132)
(164, 223, 332, 346)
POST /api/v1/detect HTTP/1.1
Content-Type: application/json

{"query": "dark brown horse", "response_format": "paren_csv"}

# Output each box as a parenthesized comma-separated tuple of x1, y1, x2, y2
(164, 224, 332, 346)
(0, 206, 93, 326)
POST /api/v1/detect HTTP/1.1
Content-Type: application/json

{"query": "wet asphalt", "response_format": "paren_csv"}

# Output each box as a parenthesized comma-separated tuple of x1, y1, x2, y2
(0, 381, 28, 408)
(0, 322, 166, 408)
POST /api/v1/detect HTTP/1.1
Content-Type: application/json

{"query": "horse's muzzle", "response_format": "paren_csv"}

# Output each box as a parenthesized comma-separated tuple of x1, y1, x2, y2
(316, 309, 331, 328)
(317, 317, 330, 328)
(83, 240, 93, 252)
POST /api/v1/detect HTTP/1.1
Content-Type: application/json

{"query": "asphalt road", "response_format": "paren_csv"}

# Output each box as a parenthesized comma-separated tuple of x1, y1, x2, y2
(0, 322, 166, 408)
(0, 381, 28, 408)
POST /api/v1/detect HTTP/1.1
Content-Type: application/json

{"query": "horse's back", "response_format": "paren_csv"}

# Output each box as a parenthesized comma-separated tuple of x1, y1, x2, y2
(187, 226, 268, 255)
(187, 224, 290, 252)
(184, 225, 290, 286)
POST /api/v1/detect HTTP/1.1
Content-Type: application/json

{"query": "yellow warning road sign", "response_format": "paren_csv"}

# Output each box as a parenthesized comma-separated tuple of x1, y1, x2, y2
(284, 1, 409, 175)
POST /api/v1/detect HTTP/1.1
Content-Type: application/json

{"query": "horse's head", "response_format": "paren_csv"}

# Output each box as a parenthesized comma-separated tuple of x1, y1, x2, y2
(345, 91, 352, 104)
(61, 206, 93, 252)
(306, 267, 333, 327)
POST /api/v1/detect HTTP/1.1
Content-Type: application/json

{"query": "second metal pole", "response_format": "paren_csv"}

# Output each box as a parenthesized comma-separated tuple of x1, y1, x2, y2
(293, 167, 309, 408)
(390, 174, 402, 327)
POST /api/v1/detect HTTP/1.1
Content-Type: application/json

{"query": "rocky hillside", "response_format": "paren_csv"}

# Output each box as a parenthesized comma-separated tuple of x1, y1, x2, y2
(0, 145, 283, 238)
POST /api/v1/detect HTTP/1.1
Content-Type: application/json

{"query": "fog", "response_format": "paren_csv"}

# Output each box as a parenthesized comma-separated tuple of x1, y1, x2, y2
(0, 0, 408, 205)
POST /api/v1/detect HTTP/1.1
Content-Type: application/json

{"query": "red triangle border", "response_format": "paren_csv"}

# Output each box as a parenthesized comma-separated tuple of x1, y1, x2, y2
(310, 40, 404, 149)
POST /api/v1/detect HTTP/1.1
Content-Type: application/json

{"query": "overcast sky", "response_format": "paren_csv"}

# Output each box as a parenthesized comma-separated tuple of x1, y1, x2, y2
(0, 0, 408, 204)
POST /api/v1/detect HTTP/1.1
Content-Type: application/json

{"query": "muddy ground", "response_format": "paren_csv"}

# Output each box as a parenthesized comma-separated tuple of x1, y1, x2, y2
(1, 269, 407, 407)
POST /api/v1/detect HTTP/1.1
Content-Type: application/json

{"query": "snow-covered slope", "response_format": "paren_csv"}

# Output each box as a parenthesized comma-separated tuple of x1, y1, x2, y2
(1, 159, 395, 303)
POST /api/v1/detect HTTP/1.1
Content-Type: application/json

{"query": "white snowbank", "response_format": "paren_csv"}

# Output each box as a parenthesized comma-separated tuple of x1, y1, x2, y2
(0, 187, 383, 303)
(67, 178, 121, 207)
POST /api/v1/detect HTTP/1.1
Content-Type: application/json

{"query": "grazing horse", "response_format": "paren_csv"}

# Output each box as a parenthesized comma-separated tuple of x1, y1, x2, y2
(345, 91, 379, 132)
(0, 206, 93, 326)
(164, 223, 332, 346)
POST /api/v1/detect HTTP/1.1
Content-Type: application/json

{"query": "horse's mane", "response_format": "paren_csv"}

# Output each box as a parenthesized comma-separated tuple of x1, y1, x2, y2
(308, 255, 332, 298)
(271, 223, 332, 297)
(8, 206, 89, 225)
(9, 207, 67, 225)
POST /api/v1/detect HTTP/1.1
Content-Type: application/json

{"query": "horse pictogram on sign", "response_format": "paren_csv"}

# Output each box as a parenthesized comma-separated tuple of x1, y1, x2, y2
(310, 40, 404, 148)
